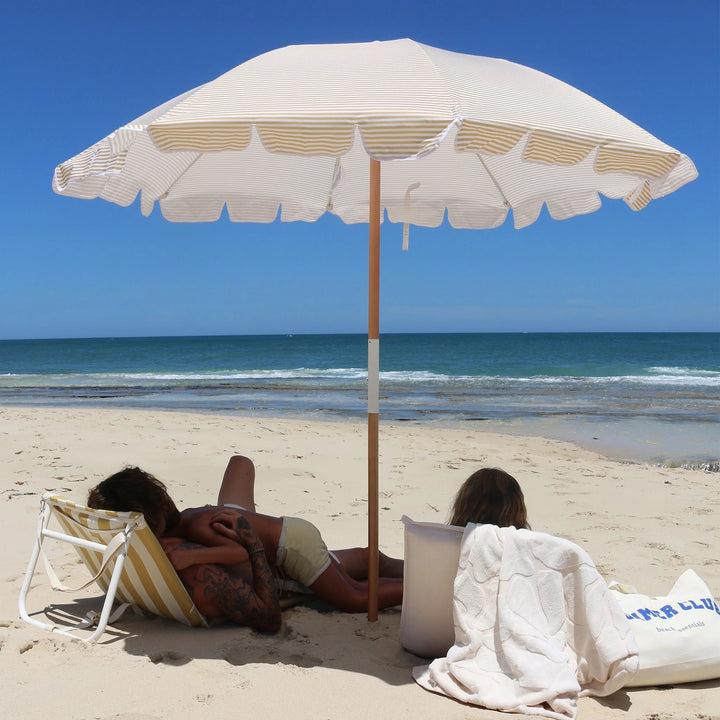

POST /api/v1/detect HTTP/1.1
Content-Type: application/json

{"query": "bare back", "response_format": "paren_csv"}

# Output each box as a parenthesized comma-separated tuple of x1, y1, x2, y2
(176, 505, 283, 563)
(162, 510, 282, 631)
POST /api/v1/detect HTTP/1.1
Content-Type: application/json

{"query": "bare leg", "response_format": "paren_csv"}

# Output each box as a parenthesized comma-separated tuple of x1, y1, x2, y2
(331, 547, 404, 580)
(308, 558, 403, 612)
(217, 455, 256, 512)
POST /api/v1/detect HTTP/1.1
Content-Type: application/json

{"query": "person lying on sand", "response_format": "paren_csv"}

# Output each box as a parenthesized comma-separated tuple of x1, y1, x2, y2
(87, 455, 404, 633)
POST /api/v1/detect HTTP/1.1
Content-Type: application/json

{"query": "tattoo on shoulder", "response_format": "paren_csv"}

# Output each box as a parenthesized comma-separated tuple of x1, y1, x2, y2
(194, 565, 276, 628)
(176, 539, 203, 551)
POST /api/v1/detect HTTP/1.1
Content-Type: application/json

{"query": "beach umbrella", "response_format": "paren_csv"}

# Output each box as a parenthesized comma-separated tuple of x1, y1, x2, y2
(52, 39, 697, 620)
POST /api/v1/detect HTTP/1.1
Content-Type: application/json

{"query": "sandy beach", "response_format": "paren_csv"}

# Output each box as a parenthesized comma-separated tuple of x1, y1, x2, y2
(2, 405, 718, 719)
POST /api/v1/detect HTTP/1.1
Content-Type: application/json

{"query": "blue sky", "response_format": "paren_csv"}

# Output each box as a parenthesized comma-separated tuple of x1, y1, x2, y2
(2, 0, 718, 339)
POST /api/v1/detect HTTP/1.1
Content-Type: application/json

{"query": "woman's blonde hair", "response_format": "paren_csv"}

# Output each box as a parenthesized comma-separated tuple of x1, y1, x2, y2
(449, 467, 529, 529)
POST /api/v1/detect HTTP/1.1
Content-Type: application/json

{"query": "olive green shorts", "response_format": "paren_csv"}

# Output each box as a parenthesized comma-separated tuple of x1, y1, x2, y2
(276, 516, 331, 586)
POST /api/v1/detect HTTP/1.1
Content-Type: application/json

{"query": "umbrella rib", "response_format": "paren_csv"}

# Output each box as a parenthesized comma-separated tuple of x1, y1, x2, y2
(325, 157, 342, 212)
(156, 154, 204, 203)
(475, 153, 511, 210)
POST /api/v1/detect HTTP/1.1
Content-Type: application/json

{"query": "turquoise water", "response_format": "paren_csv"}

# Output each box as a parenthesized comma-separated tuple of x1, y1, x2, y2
(1, 333, 718, 468)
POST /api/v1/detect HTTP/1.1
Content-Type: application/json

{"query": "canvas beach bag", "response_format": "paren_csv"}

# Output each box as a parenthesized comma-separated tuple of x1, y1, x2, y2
(609, 569, 720, 687)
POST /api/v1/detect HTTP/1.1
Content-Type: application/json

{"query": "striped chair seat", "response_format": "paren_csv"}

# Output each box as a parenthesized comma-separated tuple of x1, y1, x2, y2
(19, 493, 207, 642)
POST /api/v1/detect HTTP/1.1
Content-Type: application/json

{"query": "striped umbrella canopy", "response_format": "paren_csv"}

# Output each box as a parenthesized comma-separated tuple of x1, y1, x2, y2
(52, 38, 697, 619)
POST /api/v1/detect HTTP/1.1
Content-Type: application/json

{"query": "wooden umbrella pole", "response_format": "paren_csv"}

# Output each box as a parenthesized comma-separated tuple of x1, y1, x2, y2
(367, 158, 381, 621)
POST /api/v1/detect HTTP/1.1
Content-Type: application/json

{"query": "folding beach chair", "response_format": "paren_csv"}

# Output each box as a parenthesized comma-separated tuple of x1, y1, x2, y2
(19, 493, 208, 642)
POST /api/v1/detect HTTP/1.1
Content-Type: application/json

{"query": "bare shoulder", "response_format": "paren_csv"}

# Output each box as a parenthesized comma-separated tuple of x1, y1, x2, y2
(159, 536, 183, 550)
(180, 504, 220, 518)
(176, 505, 222, 532)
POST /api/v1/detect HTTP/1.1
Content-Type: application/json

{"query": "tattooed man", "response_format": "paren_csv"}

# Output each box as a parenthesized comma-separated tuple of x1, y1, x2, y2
(87, 456, 403, 632)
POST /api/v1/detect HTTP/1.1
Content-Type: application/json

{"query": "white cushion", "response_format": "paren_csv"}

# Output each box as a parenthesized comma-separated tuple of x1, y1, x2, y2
(399, 516, 464, 658)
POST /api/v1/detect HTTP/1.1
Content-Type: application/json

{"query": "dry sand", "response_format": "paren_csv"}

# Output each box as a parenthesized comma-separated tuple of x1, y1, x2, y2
(1, 406, 718, 719)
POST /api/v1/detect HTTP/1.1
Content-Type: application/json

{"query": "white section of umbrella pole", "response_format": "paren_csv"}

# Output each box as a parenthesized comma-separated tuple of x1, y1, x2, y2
(367, 158, 380, 622)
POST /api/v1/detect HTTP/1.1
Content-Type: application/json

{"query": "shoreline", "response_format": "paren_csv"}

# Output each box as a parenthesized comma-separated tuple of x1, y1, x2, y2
(3, 405, 718, 719)
(2, 399, 717, 472)
(4, 404, 717, 587)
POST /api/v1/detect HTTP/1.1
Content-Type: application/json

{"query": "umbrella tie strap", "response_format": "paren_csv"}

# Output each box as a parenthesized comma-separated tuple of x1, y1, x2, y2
(402, 182, 421, 250)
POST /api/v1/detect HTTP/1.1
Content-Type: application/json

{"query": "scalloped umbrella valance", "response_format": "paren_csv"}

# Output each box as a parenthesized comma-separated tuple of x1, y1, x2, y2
(52, 39, 697, 619)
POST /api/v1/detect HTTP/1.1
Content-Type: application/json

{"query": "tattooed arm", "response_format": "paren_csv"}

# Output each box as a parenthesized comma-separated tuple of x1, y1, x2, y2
(168, 518, 281, 632)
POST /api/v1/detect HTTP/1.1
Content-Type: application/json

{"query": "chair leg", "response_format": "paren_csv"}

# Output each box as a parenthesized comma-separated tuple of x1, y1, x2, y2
(18, 499, 130, 643)
(18, 500, 52, 629)
(82, 551, 129, 642)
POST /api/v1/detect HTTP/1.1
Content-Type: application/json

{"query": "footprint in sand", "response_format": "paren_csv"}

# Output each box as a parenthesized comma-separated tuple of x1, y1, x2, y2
(221, 627, 322, 668)
(222, 643, 320, 667)
(95, 715, 162, 720)
(148, 650, 191, 665)
(281, 653, 322, 669)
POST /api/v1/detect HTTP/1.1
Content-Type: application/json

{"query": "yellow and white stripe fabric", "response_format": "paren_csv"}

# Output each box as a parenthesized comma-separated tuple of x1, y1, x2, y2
(52, 38, 696, 229)
(43, 494, 207, 628)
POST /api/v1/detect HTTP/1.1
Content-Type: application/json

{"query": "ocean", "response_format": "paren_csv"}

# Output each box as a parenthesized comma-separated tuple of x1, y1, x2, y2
(1, 333, 718, 470)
